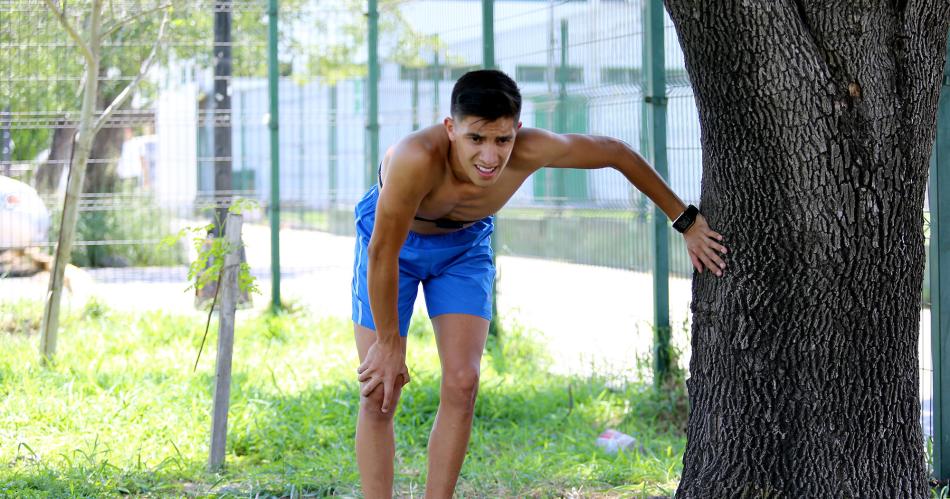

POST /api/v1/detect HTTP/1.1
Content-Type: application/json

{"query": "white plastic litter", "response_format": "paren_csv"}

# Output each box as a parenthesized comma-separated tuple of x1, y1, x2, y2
(0, 175, 51, 249)
(595, 429, 639, 455)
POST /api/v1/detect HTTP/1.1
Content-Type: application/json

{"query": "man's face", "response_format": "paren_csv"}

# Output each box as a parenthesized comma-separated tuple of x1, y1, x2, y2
(445, 115, 521, 187)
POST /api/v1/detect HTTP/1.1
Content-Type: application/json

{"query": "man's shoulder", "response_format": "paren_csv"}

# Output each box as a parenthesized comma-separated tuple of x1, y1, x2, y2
(516, 127, 556, 143)
(389, 127, 445, 167)
(512, 127, 562, 168)
(382, 127, 446, 187)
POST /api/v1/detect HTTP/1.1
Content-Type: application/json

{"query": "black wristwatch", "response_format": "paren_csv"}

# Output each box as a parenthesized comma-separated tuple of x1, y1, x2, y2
(672, 204, 699, 233)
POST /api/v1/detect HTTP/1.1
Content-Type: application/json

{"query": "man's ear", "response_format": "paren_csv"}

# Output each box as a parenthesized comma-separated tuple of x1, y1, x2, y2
(517, 121, 523, 129)
(444, 117, 456, 140)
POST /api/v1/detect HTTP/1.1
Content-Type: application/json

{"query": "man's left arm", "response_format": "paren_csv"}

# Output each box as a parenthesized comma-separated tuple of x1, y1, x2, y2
(522, 128, 728, 276)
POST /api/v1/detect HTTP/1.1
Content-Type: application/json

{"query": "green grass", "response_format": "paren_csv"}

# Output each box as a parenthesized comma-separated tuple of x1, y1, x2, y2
(0, 299, 686, 498)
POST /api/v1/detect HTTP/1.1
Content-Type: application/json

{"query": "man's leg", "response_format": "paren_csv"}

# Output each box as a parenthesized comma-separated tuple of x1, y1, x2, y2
(354, 323, 408, 499)
(425, 313, 489, 498)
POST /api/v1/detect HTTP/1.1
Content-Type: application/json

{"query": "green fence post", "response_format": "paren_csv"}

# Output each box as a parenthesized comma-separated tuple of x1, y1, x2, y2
(367, 0, 379, 188)
(213, 0, 233, 230)
(267, 0, 281, 313)
(555, 18, 569, 203)
(931, 32, 950, 481)
(329, 83, 338, 208)
(297, 85, 305, 226)
(433, 50, 442, 124)
(644, 0, 670, 387)
(482, 0, 494, 70)
(482, 0, 501, 338)
(411, 71, 420, 131)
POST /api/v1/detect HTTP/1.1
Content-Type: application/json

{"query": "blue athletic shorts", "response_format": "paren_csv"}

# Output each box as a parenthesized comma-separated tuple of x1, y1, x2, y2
(351, 185, 496, 336)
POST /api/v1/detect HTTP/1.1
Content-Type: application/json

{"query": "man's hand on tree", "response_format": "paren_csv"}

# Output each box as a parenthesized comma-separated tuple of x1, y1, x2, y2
(357, 340, 411, 413)
(684, 214, 727, 276)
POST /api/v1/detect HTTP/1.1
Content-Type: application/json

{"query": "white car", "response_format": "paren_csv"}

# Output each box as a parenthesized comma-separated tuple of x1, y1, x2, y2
(0, 175, 51, 249)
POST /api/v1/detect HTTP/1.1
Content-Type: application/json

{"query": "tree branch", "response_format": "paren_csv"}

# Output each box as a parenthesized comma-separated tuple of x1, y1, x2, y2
(94, 9, 170, 134)
(41, 0, 95, 65)
(100, 3, 173, 40)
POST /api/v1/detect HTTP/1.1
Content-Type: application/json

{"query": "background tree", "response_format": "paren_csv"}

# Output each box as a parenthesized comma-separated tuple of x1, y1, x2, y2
(14, 0, 309, 194)
(38, 0, 169, 361)
(2, 0, 443, 182)
(664, 1, 950, 496)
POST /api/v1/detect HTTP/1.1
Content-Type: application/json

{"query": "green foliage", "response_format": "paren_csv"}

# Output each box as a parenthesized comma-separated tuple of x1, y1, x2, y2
(162, 199, 260, 297)
(0, 0, 311, 163)
(927, 438, 950, 498)
(161, 199, 261, 370)
(0, 301, 687, 496)
(162, 222, 214, 290)
(48, 192, 185, 268)
(6, 130, 50, 163)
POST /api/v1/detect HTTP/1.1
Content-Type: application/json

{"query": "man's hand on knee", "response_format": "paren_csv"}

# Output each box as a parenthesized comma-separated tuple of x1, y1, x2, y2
(357, 340, 410, 413)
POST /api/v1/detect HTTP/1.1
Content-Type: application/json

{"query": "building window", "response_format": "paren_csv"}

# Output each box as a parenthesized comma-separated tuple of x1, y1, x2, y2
(516, 65, 547, 82)
(600, 67, 691, 87)
(516, 65, 583, 84)
(601, 67, 641, 85)
(399, 64, 480, 81)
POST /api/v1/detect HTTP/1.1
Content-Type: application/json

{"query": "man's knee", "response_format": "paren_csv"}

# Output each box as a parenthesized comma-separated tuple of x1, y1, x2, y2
(441, 368, 480, 412)
(360, 385, 401, 421)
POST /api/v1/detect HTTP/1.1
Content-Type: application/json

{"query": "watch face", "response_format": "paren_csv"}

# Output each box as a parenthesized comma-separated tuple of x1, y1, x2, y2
(674, 217, 690, 232)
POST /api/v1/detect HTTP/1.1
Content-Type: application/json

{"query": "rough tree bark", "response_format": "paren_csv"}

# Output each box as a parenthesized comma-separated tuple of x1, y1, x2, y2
(664, 1, 950, 496)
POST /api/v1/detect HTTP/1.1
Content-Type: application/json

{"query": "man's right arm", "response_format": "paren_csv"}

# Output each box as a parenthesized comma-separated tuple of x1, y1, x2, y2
(367, 147, 431, 341)
(357, 146, 432, 412)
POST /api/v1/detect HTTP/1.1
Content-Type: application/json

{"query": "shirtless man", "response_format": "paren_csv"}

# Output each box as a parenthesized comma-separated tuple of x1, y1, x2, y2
(352, 69, 727, 498)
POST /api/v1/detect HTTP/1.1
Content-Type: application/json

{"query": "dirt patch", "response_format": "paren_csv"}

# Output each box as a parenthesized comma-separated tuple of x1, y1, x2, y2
(1, 306, 41, 335)
(0, 248, 49, 277)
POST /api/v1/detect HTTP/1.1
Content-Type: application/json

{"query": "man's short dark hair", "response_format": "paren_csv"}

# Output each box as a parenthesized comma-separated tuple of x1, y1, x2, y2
(450, 69, 522, 122)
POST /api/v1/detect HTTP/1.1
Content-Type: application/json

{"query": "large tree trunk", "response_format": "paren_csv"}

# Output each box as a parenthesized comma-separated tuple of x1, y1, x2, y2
(34, 74, 125, 196)
(82, 127, 123, 193)
(84, 123, 122, 194)
(665, 1, 950, 496)
(83, 65, 125, 194)
(34, 124, 74, 194)
(33, 107, 124, 197)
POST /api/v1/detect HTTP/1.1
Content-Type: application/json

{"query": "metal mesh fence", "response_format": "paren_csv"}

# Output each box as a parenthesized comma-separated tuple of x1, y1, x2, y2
(0, 0, 938, 456)
(0, 0, 275, 286)
(492, 1, 653, 269)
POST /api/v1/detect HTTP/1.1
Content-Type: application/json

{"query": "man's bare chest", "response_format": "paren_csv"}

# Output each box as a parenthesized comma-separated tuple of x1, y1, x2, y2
(416, 169, 531, 222)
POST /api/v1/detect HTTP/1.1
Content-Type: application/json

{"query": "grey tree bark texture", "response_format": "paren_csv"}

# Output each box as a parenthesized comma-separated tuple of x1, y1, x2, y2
(664, 1, 950, 497)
